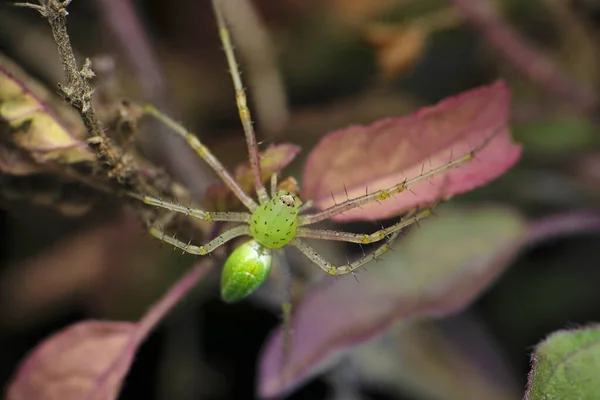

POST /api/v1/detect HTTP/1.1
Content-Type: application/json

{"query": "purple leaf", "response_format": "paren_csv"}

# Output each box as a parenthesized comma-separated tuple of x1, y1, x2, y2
(301, 81, 521, 221)
(258, 208, 600, 398)
(258, 206, 526, 398)
(348, 318, 519, 400)
(7, 321, 137, 400)
(6, 261, 213, 400)
(234, 143, 302, 185)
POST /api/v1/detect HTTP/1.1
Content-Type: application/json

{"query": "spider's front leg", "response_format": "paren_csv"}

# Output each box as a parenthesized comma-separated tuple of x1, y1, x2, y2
(130, 193, 252, 223)
(149, 224, 250, 256)
(211, 0, 270, 204)
(143, 104, 259, 212)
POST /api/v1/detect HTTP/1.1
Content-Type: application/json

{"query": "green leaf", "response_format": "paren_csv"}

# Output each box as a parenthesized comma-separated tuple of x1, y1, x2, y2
(525, 324, 600, 400)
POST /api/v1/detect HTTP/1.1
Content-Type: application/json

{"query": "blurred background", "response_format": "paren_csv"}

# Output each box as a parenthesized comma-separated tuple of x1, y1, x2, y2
(1, 0, 600, 399)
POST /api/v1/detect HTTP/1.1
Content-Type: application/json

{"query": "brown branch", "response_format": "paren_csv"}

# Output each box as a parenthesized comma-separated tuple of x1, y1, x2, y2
(16, 0, 144, 188)
(448, 0, 597, 112)
(11, 0, 206, 238)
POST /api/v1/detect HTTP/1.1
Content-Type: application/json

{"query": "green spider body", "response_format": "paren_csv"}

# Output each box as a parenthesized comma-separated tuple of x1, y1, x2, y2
(139, 0, 465, 339)
(221, 190, 302, 302)
(250, 190, 302, 249)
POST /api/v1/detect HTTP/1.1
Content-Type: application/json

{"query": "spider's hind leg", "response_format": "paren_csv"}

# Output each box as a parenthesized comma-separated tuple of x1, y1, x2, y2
(211, 0, 270, 204)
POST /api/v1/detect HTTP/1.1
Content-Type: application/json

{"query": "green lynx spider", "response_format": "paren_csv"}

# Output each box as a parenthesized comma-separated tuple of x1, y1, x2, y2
(135, 0, 483, 304)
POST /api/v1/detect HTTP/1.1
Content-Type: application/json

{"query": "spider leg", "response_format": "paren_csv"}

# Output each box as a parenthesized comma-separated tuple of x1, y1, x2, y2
(296, 208, 432, 244)
(211, 0, 270, 205)
(149, 225, 250, 255)
(290, 231, 401, 276)
(298, 125, 502, 226)
(130, 193, 251, 223)
(143, 105, 258, 212)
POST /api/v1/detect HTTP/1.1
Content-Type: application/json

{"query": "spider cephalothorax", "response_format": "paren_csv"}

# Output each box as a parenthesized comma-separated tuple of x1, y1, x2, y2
(250, 190, 302, 249)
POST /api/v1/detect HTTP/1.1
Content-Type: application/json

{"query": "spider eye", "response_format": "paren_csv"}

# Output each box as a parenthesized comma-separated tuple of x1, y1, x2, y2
(280, 194, 295, 207)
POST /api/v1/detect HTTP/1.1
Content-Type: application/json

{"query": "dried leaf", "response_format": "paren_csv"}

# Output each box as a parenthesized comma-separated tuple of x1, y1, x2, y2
(525, 324, 600, 400)
(302, 81, 521, 221)
(0, 144, 40, 175)
(0, 62, 94, 169)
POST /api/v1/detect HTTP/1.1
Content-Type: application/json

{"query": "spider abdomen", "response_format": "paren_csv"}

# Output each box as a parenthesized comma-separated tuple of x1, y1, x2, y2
(250, 190, 302, 249)
(221, 239, 273, 303)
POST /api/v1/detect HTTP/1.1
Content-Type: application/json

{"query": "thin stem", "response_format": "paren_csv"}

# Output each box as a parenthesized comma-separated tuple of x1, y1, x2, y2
(21, 0, 142, 188)
(144, 104, 258, 212)
(136, 260, 212, 340)
(149, 225, 250, 256)
(291, 231, 401, 276)
(93, 260, 213, 397)
(296, 208, 432, 244)
(211, 0, 270, 204)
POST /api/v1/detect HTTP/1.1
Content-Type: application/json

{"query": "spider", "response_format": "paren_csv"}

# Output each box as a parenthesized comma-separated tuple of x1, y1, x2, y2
(131, 0, 488, 309)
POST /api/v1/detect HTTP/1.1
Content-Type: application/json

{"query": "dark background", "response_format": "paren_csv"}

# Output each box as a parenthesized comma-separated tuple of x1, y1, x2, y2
(2, 0, 600, 399)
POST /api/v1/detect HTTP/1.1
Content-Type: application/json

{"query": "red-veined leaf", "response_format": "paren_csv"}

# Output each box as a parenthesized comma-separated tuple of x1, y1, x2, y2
(302, 81, 521, 221)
